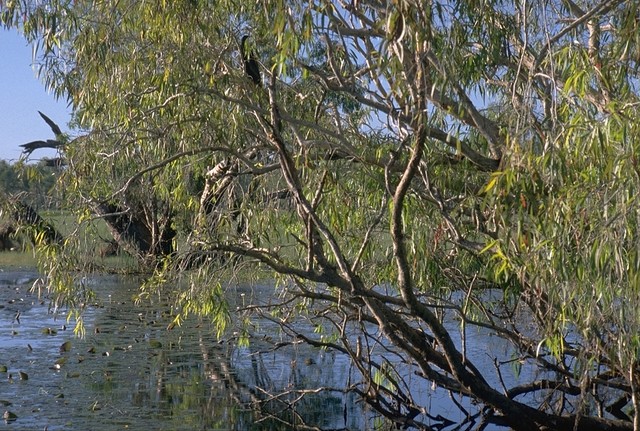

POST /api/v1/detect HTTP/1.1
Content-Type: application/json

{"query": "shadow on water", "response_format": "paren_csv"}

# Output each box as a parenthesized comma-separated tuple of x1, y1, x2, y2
(0, 271, 379, 430)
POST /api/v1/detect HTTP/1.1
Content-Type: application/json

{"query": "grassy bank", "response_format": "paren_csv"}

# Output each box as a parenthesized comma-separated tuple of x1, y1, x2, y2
(0, 210, 139, 273)
(0, 250, 37, 269)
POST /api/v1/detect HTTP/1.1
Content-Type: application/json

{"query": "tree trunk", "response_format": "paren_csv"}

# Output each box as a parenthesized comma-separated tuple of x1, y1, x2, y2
(12, 201, 63, 245)
(92, 201, 175, 265)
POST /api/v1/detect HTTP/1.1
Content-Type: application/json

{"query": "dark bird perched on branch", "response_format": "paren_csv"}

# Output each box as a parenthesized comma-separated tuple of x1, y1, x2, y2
(240, 35, 283, 133)
(42, 157, 67, 167)
(241, 35, 261, 86)
(19, 112, 65, 156)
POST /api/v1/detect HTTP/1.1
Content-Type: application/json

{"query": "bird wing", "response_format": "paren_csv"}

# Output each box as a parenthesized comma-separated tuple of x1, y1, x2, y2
(19, 140, 48, 149)
(38, 111, 63, 137)
(19, 140, 63, 154)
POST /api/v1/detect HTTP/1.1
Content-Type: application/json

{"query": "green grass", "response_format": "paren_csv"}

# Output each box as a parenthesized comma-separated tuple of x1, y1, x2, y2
(0, 250, 38, 269)
(1, 209, 141, 273)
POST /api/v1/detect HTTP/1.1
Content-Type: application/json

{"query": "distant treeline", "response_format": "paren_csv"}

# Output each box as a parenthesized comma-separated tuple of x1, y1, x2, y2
(0, 160, 60, 209)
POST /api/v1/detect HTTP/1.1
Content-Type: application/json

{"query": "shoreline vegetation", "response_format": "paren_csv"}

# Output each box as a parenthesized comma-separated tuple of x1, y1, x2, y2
(0, 250, 37, 269)
(0, 209, 139, 274)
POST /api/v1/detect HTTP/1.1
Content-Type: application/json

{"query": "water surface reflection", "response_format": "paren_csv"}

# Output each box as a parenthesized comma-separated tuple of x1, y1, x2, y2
(1, 270, 533, 430)
(0, 271, 376, 430)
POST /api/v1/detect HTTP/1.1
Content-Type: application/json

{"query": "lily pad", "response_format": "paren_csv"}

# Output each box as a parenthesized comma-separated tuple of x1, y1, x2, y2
(60, 341, 72, 353)
(149, 339, 163, 349)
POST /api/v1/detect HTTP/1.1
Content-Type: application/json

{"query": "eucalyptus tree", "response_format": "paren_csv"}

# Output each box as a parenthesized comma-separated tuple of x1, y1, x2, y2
(3, 0, 640, 430)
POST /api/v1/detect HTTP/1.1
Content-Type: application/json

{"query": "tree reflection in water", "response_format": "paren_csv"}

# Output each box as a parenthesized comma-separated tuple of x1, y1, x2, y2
(0, 272, 379, 430)
(1, 272, 490, 430)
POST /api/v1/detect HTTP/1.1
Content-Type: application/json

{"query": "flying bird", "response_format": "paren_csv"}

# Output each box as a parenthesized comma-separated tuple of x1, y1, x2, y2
(19, 112, 65, 156)
(241, 35, 261, 86)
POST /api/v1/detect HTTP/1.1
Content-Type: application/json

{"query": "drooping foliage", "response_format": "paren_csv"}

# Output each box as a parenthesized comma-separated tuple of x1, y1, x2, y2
(3, 0, 640, 429)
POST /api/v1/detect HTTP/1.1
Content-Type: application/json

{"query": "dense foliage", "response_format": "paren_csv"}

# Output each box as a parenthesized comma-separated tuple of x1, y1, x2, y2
(3, 0, 640, 429)
(0, 159, 60, 208)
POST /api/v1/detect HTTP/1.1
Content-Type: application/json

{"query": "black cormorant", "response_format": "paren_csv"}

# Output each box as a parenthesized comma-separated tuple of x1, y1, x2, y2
(241, 35, 261, 86)
(38, 111, 63, 137)
(19, 112, 65, 155)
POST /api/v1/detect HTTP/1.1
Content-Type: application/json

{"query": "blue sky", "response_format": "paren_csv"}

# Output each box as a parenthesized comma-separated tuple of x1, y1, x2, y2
(0, 28, 72, 162)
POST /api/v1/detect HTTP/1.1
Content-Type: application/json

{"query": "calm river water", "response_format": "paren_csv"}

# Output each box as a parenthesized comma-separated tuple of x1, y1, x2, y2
(0, 269, 520, 430)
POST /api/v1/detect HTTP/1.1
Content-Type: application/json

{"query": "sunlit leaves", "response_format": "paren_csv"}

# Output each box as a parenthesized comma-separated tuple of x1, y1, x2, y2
(486, 95, 640, 378)
(6, 1, 640, 424)
(174, 279, 231, 340)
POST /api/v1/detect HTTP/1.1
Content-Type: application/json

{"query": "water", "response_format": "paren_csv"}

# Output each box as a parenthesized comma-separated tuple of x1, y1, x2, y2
(0, 271, 381, 430)
(0, 270, 531, 430)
